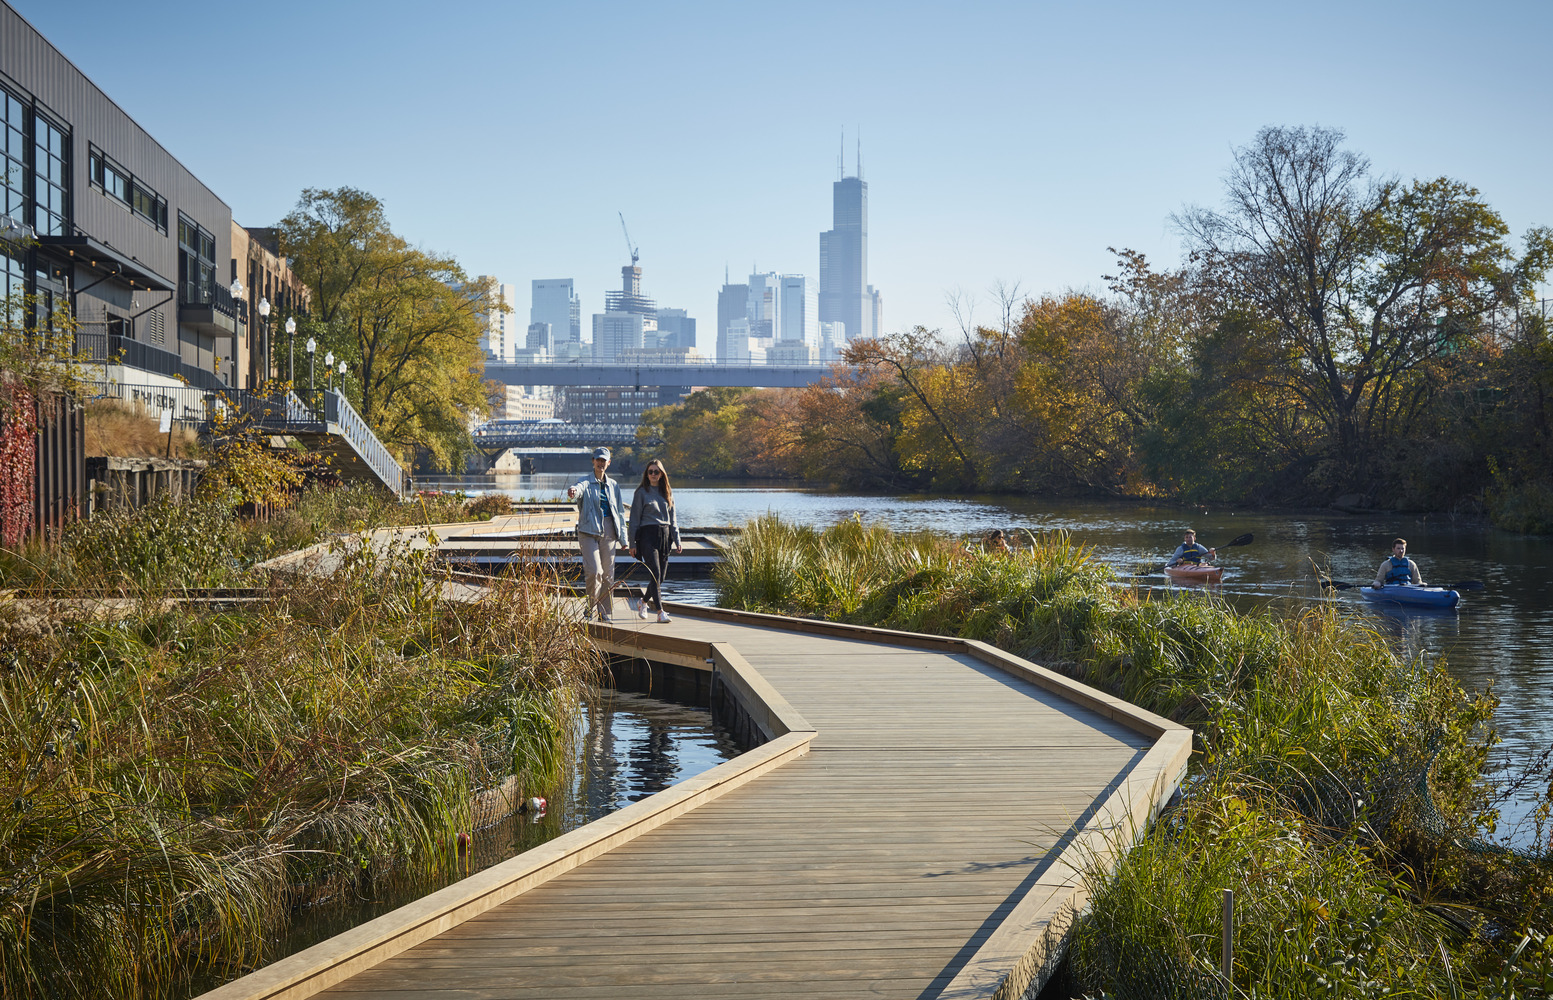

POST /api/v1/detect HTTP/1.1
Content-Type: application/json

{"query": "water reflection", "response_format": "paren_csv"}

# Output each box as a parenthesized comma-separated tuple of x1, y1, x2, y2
(574, 689, 740, 814)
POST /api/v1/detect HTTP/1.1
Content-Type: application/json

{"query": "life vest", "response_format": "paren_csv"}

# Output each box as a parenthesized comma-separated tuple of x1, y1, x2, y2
(1178, 543, 1210, 565)
(1384, 556, 1413, 585)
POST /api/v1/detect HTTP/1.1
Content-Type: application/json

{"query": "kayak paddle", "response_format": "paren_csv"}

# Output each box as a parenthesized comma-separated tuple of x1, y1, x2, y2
(1320, 578, 1485, 592)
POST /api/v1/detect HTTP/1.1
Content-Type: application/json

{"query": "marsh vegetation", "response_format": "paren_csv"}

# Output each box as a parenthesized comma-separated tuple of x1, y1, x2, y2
(0, 494, 596, 999)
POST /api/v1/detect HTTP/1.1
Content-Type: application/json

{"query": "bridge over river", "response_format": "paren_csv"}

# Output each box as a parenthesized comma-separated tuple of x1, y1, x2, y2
(485, 360, 849, 388)
(217, 516, 1189, 999)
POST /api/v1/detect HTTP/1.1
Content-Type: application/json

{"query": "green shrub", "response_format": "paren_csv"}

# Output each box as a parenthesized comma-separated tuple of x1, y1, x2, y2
(64, 491, 242, 591)
(465, 493, 514, 518)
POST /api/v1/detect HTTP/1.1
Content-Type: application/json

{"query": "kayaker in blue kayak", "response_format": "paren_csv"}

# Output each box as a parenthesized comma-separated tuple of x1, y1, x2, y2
(1166, 530, 1216, 567)
(1373, 538, 1424, 588)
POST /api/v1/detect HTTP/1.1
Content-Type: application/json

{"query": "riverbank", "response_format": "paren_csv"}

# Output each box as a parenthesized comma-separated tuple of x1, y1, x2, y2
(0, 492, 597, 999)
(714, 515, 1553, 997)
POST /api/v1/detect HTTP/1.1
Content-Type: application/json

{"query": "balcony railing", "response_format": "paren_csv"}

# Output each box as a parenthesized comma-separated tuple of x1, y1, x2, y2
(82, 379, 308, 431)
(75, 330, 226, 392)
(178, 281, 244, 336)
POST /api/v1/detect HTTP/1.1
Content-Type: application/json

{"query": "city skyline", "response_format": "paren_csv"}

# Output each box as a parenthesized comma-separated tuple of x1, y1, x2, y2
(13, 0, 1552, 346)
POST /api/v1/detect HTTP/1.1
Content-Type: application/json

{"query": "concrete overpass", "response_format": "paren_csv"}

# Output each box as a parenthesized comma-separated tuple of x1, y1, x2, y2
(484, 360, 848, 388)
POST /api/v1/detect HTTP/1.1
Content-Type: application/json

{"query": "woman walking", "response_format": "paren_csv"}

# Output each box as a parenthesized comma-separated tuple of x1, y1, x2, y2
(628, 459, 682, 623)
(567, 447, 627, 623)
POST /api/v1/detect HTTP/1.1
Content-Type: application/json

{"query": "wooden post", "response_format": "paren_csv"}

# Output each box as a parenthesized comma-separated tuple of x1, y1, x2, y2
(1222, 888, 1234, 983)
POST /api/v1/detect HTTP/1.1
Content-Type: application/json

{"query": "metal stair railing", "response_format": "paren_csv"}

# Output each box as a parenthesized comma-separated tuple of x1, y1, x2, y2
(323, 390, 407, 496)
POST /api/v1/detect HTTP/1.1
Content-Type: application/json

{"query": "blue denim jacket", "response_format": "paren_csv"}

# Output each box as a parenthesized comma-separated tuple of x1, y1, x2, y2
(572, 475, 626, 537)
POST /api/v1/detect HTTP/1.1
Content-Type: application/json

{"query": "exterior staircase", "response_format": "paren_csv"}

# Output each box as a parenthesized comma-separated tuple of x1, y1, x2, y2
(264, 390, 408, 496)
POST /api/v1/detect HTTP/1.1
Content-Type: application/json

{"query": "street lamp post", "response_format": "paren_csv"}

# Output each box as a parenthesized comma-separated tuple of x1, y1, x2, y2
(325, 350, 335, 393)
(306, 336, 317, 411)
(228, 278, 243, 385)
(257, 297, 270, 383)
(285, 316, 297, 386)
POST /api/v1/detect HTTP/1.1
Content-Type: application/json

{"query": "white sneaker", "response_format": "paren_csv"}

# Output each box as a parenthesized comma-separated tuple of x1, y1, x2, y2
(637, 604, 651, 620)
(657, 609, 672, 624)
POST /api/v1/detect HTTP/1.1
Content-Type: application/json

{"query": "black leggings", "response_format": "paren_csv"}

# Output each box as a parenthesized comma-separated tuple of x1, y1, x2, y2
(636, 525, 672, 609)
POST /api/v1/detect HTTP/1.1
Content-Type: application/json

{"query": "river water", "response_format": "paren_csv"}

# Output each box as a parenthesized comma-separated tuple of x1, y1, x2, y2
(435, 472, 1553, 843)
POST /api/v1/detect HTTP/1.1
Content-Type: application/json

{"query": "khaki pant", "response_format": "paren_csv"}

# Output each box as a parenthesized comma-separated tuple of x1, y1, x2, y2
(579, 521, 618, 619)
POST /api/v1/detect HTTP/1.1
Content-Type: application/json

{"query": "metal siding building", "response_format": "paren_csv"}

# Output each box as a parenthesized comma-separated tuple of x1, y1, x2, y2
(1, 0, 238, 386)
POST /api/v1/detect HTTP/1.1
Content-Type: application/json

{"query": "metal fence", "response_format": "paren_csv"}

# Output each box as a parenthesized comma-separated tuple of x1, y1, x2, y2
(472, 421, 644, 449)
(81, 380, 313, 431)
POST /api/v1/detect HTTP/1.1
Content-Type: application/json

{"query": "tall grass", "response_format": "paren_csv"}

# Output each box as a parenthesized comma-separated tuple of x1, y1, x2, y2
(714, 515, 1553, 997)
(0, 522, 596, 998)
(0, 483, 481, 590)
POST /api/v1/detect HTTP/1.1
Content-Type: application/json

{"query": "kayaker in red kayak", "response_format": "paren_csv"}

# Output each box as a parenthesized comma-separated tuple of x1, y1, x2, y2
(1373, 538, 1424, 588)
(1166, 530, 1216, 568)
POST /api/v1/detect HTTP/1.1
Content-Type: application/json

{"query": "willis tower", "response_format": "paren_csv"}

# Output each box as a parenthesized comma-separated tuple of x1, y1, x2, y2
(820, 137, 881, 346)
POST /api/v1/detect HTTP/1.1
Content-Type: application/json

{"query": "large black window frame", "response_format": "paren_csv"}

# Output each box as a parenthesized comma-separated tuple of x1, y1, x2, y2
(88, 143, 167, 233)
(178, 213, 216, 305)
(1, 89, 24, 225)
(31, 110, 68, 237)
(0, 85, 73, 237)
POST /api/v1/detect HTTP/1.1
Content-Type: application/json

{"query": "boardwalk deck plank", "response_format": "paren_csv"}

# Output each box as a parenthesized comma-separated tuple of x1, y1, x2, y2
(203, 562, 1182, 1000)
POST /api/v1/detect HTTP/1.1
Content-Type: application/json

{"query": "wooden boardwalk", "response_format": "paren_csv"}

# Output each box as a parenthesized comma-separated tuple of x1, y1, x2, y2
(207, 574, 1188, 1000)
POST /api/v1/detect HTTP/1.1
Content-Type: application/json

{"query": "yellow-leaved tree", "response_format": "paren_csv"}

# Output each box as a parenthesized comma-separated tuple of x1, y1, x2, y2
(280, 187, 496, 471)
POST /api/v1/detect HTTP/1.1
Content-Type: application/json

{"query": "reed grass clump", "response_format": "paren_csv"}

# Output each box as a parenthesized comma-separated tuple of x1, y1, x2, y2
(0, 527, 596, 999)
(714, 515, 1553, 997)
(0, 483, 486, 591)
(230, 483, 477, 564)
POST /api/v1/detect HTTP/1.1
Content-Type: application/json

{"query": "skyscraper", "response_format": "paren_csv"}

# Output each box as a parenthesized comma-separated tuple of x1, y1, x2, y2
(655, 308, 696, 351)
(531, 279, 581, 358)
(779, 274, 819, 351)
(746, 271, 781, 342)
(717, 275, 750, 362)
(592, 265, 657, 362)
(820, 161, 881, 343)
(475, 278, 518, 362)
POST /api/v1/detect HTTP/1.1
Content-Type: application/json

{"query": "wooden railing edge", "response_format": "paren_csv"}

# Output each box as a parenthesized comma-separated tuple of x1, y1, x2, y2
(661, 600, 967, 651)
(662, 602, 1188, 741)
(958, 639, 1186, 741)
(941, 728, 1194, 1000)
(710, 641, 816, 738)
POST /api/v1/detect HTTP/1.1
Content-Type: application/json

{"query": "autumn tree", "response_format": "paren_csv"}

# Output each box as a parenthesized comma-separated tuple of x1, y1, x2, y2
(279, 188, 496, 470)
(846, 329, 980, 489)
(765, 363, 921, 489)
(1178, 125, 1553, 484)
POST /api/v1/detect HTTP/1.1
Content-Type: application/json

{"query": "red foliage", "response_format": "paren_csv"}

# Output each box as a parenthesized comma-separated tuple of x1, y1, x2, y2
(0, 382, 36, 547)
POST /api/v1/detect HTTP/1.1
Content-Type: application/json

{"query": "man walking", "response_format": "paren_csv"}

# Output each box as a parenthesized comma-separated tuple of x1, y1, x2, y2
(567, 447, 627, 622)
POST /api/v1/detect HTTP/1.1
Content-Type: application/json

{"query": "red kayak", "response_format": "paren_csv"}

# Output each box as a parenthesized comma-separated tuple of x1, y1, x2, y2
(1165, 563, 1222, 585)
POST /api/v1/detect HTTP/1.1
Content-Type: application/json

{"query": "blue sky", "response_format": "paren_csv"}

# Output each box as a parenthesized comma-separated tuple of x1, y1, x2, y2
(17, 0, 1553, 344)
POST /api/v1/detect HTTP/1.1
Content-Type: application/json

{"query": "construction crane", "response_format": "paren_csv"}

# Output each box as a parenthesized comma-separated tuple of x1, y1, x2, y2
(618, 212, 639, 266)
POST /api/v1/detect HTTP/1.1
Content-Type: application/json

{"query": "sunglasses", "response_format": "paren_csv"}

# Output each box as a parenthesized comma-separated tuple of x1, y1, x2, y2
(647, 469, 663, 476)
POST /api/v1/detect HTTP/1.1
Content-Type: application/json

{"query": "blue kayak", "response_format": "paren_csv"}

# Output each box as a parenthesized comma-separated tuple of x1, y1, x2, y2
(1359, 584, 1460, 609)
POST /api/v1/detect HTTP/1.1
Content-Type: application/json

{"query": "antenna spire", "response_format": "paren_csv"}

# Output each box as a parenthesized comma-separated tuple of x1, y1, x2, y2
(857, 126, 862, 180)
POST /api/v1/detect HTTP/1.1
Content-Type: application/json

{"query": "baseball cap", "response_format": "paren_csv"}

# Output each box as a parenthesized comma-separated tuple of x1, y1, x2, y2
(592, 447, 611, 460)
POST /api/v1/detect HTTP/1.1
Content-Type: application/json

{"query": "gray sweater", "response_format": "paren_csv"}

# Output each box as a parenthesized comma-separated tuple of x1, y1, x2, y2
(628, 486, 679, 548)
